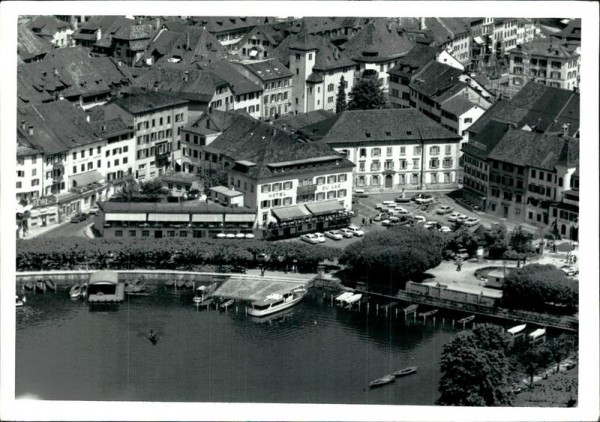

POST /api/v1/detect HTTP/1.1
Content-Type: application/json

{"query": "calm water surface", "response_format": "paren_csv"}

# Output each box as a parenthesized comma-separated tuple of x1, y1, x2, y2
(16, 288, 464, 404)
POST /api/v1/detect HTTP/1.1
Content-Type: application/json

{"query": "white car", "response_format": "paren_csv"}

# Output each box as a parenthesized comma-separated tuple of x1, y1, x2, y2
(414, 194, 434, 204)
(245, 233, 255, 239)
(436, 205, 454, 215)
(412, 215, 426, 224)
(347, 225, 365, 237)
(423, 221, 441, 229)
(314, 232, 327, 243)
(375, 203, 386, 210)
(339, 228, 355, 238)
(394, 205, 409, 214)
(447, 212, 463, 222)
(464, 217, 481, 227)
(301, 234, 319, 244)
(324, 230, 343, 240)
(88, 205, 100, 215)
(439, 226, 452, 233)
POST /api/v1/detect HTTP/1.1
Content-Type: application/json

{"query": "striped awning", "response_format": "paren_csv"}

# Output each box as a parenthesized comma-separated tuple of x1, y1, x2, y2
(105, 213, 146, 222)
(272, 205, 311, 222)
(305, 200, 345, 216)
(192, 214, 223, 223)
(224, 214, 256, 223)
(148, 213, 190, 222)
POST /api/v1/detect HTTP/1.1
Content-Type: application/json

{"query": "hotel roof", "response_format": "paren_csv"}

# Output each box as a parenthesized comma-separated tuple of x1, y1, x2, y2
(111, 92, 189, 115)
(342, 19, 413, 63)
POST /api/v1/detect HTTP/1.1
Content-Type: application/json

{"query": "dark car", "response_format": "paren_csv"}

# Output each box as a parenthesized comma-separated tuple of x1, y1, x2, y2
(70, 213, 88, 223)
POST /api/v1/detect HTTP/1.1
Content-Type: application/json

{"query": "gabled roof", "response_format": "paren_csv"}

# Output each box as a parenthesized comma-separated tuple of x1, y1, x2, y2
(511, 39, 580, 59)
(17, 101, 103, 155)
(111, 92, 189, 115)
(192, 16, 270, 34)
(468, 82, 579, 137)
(28, 16, 70, 36)
(388, 44, 437, 78)
(132, 66, 227, 102)
(409, 61, 464, 99)
(488, 128, 579, 171)
(423, 18, 469, 45)
(461, 120, 510, 160)
(18, 25, 54, 61)
(201, 60, 262, 95)
(147, 27, 226, 67)
(188, 109, 252, 135)
(291, 17, 342, 35)
(342, 19, 413, 63)
(299, 108, 461, 144)
(441, 96, 479, 116)
(113, 23, 156, 41)
(242, 58, 293, 82)
(272, 110, 334, 132)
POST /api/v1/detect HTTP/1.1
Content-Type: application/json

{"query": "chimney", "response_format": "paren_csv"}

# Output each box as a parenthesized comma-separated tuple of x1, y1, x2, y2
(155, 18, 161, 30)
(420, 17, 427, 31)
(86, 115, 90, 122)
(96, 28, 102, 41)
(28, 125, 34, 136)
(184, 70, 189, 82)
(117, 59, 122, 67)
(53, 68, 59, 77)
(562, 123, 570, 137)
(21, 120, 26, 130)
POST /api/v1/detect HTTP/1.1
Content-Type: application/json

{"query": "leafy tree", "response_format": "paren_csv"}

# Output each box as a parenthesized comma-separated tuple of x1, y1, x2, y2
(484, 223, 509, 258)
(502, 264, 578, 314)
(199, 167, 229, 194)
(335, 76, 347, 113)
(346, 77, 385, 111)
(437, 324, 512, 406)
(509, 226, 534, 254)
(140, 179, 169, 196)
(447, 227, 479, 257)
(339, 226, 445, 290)
(546, 335, 577, 374)
(519, 343, 553, 387)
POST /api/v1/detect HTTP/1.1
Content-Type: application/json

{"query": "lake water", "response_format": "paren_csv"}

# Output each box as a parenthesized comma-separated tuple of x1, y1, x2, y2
(16, 288, 468, 405)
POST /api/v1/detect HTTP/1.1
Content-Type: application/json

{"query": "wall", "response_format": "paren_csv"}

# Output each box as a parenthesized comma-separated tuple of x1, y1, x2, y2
(406, 281, 498, 307)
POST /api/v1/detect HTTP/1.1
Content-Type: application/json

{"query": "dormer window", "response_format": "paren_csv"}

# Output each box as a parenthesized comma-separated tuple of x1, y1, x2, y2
(365, 132, 371, 138)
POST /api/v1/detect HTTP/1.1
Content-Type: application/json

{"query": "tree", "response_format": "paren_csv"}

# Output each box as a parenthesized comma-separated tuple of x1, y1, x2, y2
(509, 226, 534, 254)
(502, 264, 578, 314)
(519, 343, 553, 386)
(335, 76, 347, 113)
(546, 335, 577, 374)
(338, 226, 445, 290)
(346, 77, 385, 111)
(448, 227, 479, 257)
(437, 324, 512, 406)
(199, 167, 228, 194)
(484, 223, 509, 258)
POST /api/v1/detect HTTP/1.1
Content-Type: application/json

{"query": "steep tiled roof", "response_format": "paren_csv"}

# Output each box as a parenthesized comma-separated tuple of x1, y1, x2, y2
(441, 96, 479, 116)
(202, 60, 262, 95)
(468, 82, 580, 137)
(189, 109, 249, 133)
(272, 110, 334, 132)
(243, 58, 293, 82)
(192, 16, 270, 34)
(17, 101, 103, 155)
(28, 16, 70, 36)
(461, 120, 510, 160)
(300, 108, 461, 144)
(488, 128, 578, 171)
(342, 19, 413, 63)
(132, 67, 227, 102)
(292, 17, 342, 35)
(113, 23, 156, 41)
(289, 24, 320, 51)
(147, 27, 226, 67)
(111, 92, 189, 115)
(423, 18, 469, 45)
(18, 25, 54, 61)
(409, 61, 463, 98)
(388, 44, 437, 77)
(512, 39, 579, 59)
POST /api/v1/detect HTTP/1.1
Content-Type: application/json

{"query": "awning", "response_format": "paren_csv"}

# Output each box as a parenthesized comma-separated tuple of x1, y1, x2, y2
(249, 49, 258, 57)
(69, 170, 103, 188)
(105, 213, 147, 222)
(272, 205, 312, 222)
(192, 214, 223, 223)
(474, 36, 484, 45)
(224, 214, 256, 223)
(305, 200, 345, 216)
(148, 213, 190, 222)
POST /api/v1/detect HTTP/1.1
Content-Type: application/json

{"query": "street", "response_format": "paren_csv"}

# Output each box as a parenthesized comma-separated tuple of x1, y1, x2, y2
(36, 216, 95, 238)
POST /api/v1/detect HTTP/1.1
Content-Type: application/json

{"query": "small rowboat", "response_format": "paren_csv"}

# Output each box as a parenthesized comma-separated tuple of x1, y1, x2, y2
(16, 295, 26, 307)
(192, 295, 203, 304)
(36, 280, 47, 293)
(393, 366, 417, 377)
(185, 280, 195, 289)
(45, 278, 56, 291)
(220, 299, 235, 310)
(165, 279, 175, 287)
(458, 315, 475, 324)
(176, 279, 186, 288)
(369, 375, 395, 388)
(69, 284, 82, 299)
(24, 281, 34, 291)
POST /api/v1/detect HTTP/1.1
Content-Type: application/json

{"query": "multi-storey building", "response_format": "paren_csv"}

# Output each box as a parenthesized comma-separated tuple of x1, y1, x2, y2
(16, 138, 44, 204)
(105, 92, 189, 181)
(192, 16, 272, 51)
(491, 18, 519, 54)
(388, 44, 437, 108)
(234, 24, 286, 61)
(231, 58, 293, 120)
(548, 167, 578, 241)
(299, 108, 462, 191)
(28, 15, 73, 48)
(508, 39, 580, 91)
(111, 21, 159, 66)
(421, 18, 472, 66)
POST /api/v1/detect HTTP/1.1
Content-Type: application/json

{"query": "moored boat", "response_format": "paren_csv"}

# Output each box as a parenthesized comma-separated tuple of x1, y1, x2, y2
(45, 278, 56, 291)
(248, 287, 307, 317)
(458, 315, 475, 324)
(36, 279, 47, 293)
(176, 279, 186, 288)
(369, 374, 395, 388)
(69, 284, 82, 299)
(24, 281, 34, 291)
(185, 280, 195, 289)
(16, 295, 26, 307)
(393, 366, 417, 377)
(165, 279, 175, 287)
(219, 299, 235, 310)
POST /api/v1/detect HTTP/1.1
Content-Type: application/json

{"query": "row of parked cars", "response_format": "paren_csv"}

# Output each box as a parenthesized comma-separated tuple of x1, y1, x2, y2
(69, 205, 100, 223)
(300, 225, 365, 244)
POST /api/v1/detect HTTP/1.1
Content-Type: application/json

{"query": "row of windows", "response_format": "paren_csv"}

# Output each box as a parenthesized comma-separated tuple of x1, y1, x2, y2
(530, 169, 555, 182)
(259, 189, 348, 209)
(16, 179, 40, 189)
(260, 180, 294, 193)
(263, 92, 289, 103)
(184, 133, 206, 146)
(136, 115, 174, 131)
(356, 172, 453, 186)
(137, 129, 173, 145)
(136, 143, 171, 160)
(73, 146, 102, 160)
(105, 146, 128, 157)
(265, 79, 290, 90)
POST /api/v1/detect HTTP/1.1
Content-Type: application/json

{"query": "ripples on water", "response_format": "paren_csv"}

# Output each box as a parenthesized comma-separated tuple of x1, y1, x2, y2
(16, 288, 497, 404)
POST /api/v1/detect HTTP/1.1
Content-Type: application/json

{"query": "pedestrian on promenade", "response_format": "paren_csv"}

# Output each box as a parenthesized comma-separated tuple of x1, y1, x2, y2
(369, 217, 373, 225)
(362, 217, 366, 226)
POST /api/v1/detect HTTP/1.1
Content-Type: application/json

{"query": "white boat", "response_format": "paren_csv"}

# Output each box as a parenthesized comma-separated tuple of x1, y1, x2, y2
(335, 291, 354, 303)
(248, 287, 307, 317)
(342, 293, 362, 307)
(69, 284, 82, 299)
(16, 295, 26, 307)
(529, 328, 546, 341)
(507, 324, 527, 336)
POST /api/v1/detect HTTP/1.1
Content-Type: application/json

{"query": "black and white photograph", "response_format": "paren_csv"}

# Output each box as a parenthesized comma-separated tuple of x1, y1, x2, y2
(1, 2, 598, 421)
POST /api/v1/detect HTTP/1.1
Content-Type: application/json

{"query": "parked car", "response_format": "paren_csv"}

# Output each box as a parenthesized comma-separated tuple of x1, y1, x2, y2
(439, 226, 452, 233)
(70, 213, 88, 223)
(464, 217, 481, 227)
(560, 265, 578, 276)
(394, 205, 408, 214)
(88, 205, 100, 216)
(300, 234, 319, 244)
(375, 203, 386, 211)
(412, 215, 426, 224)
(436, 205, 454, 215)
(347, 225, 365, 237)
(424, 221, 442, 230)
(413, 194, 434, 204)
(381, 219, 391, 227)
(339, 228, 355, 238)
(447, 212, 463, 222)
(325, 230, 343, 240)
(394, 196, 411, 203)
(314, 232, 327, 243)
(374, 213, 389, 222)
(354, 189, 368, 198)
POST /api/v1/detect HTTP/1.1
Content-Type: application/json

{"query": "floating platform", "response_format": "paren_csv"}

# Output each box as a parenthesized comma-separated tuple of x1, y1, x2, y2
(87, 270, 125, 304)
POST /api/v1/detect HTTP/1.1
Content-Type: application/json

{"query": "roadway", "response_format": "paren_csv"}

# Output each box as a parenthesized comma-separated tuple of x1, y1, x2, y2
(36, 216, 96, 238)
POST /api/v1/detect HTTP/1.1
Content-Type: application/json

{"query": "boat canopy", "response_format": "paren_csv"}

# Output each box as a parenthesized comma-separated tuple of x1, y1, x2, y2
(89, 270, 119, 285)
(507, 324, 527, 335)
(344, 293, 362, 304)
(335, 292, 354, 302)
(529, 328, 546, 339)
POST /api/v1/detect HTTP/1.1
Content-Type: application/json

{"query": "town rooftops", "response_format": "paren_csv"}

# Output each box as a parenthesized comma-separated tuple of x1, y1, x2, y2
(192, 16, 270, 34)
(299, 108, 461, 144)
(342, 19, 413, 63)
(487, 128, 579, 171)
(158, 172, 201, 184)
(272, 110, 334, 132)
(388, 44, 437, 77)
(512, 39, 580, 58)
(100, 200, 256, 214)
(17, 101, 103, 155)
(188, 109, 251, 135)
(243, 58, 293, 81)
(461, 120, 510, 160)
(18, 25, 54, 61)
(202, 60, 262, 95)
(111, 92, 189, 115)
(28, 15, 70, 36)
(468, 82, 579, 137)
(441, 96, 480, 116)
(145, 27, 227, 67)
(423, 17, 469, 45)
(409, 61, 464, 100)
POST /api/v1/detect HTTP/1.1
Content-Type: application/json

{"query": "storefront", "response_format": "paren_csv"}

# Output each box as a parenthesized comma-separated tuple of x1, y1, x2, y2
(266, 200, 350, 239)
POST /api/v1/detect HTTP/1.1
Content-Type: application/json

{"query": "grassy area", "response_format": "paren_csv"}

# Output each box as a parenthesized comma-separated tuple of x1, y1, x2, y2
(513, 368, 578, 407)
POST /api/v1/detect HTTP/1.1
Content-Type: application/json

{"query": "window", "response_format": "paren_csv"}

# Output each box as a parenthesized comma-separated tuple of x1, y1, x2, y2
(328, 83, 334, 92)
(261, 185, 271, 193)
(180, 231, 188, 237)
(412, 158, 420, 169)
(327, 191, 336, 199)
(414, 146, 422, 155)
(431, 173, 438, 184)
(283, 181, 292, 190)
(445, 145, 452, 155)
(359, 161, 365, 172)
(260, 200, 270, 208)
(371, 148, 381, 157)
(115, 230, 123, 237)
(129, 230, 136, 237)
(73, 152, 77, 159)
(327, 175, 336, 184)
(443, 158, 453, 168)
(359, 148, 367, 158)
(429, 158, 439, 169)
(411, 173, 419, 184)
(316, 192, 326, 201)
(429, 146, 440, 155)
(337, 189, 347, 197)
(283, 197, 292, 206)
(338, 174, 347, 182)
(370, 161, 381, 172)
(272, 183, 282, 191)
(399, 146, 406, 156)
(546, 173, 552, 182)
(167, 231, 175, 237)
(316, 176, 325, 185)
(386, 147, 393, 156)
(371, 175, 380, 186)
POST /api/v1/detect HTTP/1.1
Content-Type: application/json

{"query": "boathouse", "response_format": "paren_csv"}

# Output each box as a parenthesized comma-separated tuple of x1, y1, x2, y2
(87, 270, 124, 304)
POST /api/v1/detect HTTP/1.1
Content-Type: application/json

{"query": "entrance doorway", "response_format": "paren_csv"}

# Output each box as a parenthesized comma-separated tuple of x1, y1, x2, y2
(503, 206, 509, 218)
(385, 174, 393, 188)
(155, 230, 163, 238)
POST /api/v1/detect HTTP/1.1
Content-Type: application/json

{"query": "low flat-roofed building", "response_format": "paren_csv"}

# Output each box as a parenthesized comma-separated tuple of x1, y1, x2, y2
(209, 185, 244, 207)
(96, 200, 258, 239)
